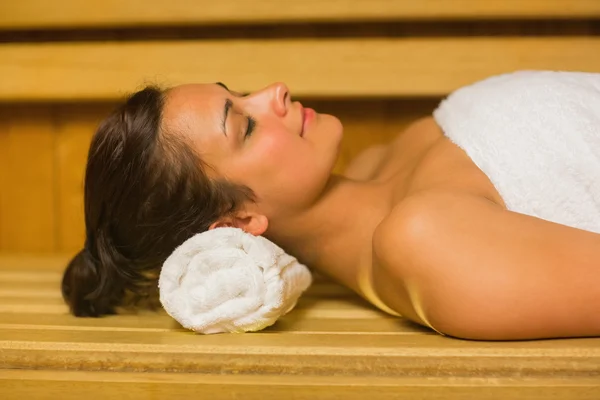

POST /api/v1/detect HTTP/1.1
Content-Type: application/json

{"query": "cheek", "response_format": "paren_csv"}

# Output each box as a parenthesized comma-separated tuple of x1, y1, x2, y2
(256, 135, 312, 186)
(257, 129, 298, 162)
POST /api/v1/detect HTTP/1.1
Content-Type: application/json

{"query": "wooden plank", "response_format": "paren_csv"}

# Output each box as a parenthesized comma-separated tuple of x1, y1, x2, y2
(54, 105, 108, 253)
(0, 315, 428, 335)
(0, 254, 70, 270)
(0, 296, 65, 305)
(0, 297, 396, 319)
(0, 288, 64, 298)
(3, 327, 598, 351)
(0, 108, 7, 251)
(1, 328, 599, 377)
(0, 107, 57, 252)
(1, 256, 599, 394)
(0, 271, 62, 286)
(1, 0, 600, 29)
(1, 370, 599, 400)
(1, 38, 599, 101)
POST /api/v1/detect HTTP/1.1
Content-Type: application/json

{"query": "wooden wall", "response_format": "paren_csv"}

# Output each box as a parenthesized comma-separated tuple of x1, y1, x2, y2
(0, 0, 599, 255)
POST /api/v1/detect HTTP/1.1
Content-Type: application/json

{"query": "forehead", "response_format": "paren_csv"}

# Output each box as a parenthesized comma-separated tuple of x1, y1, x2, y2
(163, 83, 222, 122)
(162, 83, 225, 146)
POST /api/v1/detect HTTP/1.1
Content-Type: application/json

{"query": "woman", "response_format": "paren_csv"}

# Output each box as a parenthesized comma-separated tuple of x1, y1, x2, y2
(62, 74, 600, 341)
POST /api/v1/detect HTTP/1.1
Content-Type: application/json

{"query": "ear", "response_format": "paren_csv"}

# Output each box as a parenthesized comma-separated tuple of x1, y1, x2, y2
(209, 211, 268, 236)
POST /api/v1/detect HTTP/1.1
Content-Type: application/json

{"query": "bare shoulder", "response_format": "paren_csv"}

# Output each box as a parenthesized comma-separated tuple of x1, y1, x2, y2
(372, 190, 600, 340)
(372, 190, 502, 279)
(372, 190, 478, 276)
(370, 190, 479, 329)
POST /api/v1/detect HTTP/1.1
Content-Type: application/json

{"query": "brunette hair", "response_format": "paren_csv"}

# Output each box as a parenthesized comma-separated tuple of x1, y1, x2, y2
(61, 86, 256, 317)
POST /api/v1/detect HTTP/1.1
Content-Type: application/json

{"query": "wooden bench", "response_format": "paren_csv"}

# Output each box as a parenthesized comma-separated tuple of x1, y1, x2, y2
(1, 256, 599, 399)
(0, 0, 599, 101)
(1, 2, 600, 398)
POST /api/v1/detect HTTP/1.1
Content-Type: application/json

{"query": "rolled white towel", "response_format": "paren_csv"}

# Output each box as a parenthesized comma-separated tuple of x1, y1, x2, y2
(158, 227, 312, 334)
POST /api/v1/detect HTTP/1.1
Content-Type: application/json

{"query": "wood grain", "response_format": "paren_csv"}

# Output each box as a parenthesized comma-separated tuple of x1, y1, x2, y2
(0, 107, 57, 252)
(0, 108, 7, 250)
(1, 0, 599, 29)
(1, 38, 599, 101)
(2, 329, 599, 377)
(0, 254, 71, 270)
(54, 105, 109, 252)
(1, 256, 599, 399)
(1, 370, 598, 400)
(2, 3, 600, 397)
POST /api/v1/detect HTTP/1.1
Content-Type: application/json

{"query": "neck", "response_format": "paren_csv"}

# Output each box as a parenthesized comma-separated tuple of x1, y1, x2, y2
(264, 174, 390, 294)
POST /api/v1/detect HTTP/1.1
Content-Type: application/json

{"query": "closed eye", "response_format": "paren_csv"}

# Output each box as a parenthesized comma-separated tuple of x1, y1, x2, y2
(245, 116, 256, 138)
(215, 83, 254, 139)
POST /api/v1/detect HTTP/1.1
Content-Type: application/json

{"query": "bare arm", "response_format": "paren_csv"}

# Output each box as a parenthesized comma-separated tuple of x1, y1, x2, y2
(372, 191, 600, 340)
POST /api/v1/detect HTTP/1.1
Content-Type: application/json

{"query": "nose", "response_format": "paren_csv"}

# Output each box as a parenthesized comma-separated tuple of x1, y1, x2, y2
(260, 82, 290, 117)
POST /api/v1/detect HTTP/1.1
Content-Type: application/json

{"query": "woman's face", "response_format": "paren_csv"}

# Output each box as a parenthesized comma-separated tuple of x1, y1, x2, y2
(162, 82, 344, 216)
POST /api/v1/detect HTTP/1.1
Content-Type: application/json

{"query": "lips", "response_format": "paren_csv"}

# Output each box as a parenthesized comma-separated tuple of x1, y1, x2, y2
(299, 104, 306, 137)
(299, 103, 315, 137)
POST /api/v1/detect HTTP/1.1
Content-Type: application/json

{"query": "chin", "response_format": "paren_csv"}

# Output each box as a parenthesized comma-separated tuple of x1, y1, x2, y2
(322, 113, 344, 134)
(316, 114, 344, 145)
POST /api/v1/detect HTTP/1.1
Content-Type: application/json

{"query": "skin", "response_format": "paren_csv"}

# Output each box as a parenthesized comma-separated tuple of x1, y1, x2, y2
(162, 82, 343, 227)
(162, 82, 600, 341)
(162, 82, 375, 284)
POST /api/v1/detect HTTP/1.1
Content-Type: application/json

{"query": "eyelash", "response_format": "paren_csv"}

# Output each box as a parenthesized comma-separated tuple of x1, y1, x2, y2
(245, 116, 256, 138)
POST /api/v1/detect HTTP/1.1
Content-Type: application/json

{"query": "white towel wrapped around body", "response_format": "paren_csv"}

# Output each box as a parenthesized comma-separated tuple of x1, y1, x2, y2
(158, 227, 312, 334)
(433, 70, 600, 233)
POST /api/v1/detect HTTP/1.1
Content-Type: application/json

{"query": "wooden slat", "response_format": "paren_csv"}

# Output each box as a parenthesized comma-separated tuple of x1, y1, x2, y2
(1, 38, 599, 101)
(1, 328, 599, 377)
(1, 0, 600, 29)
(0, 297, 396, 319)
(1, 370, 599, 400)
(1, 258, 600, 398)
(3, 327, 598, 353)
(0, 254, 71, 270)
(0, 109, 7, 250)
(54, 105, 107, 252)
(0, 316, 428, 335)
(0, 108, 57, 252)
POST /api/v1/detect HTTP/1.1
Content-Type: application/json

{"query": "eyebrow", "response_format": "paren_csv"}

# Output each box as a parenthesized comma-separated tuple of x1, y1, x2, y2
(216, 81, 229, 91)
(216, 82, 232, 138)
